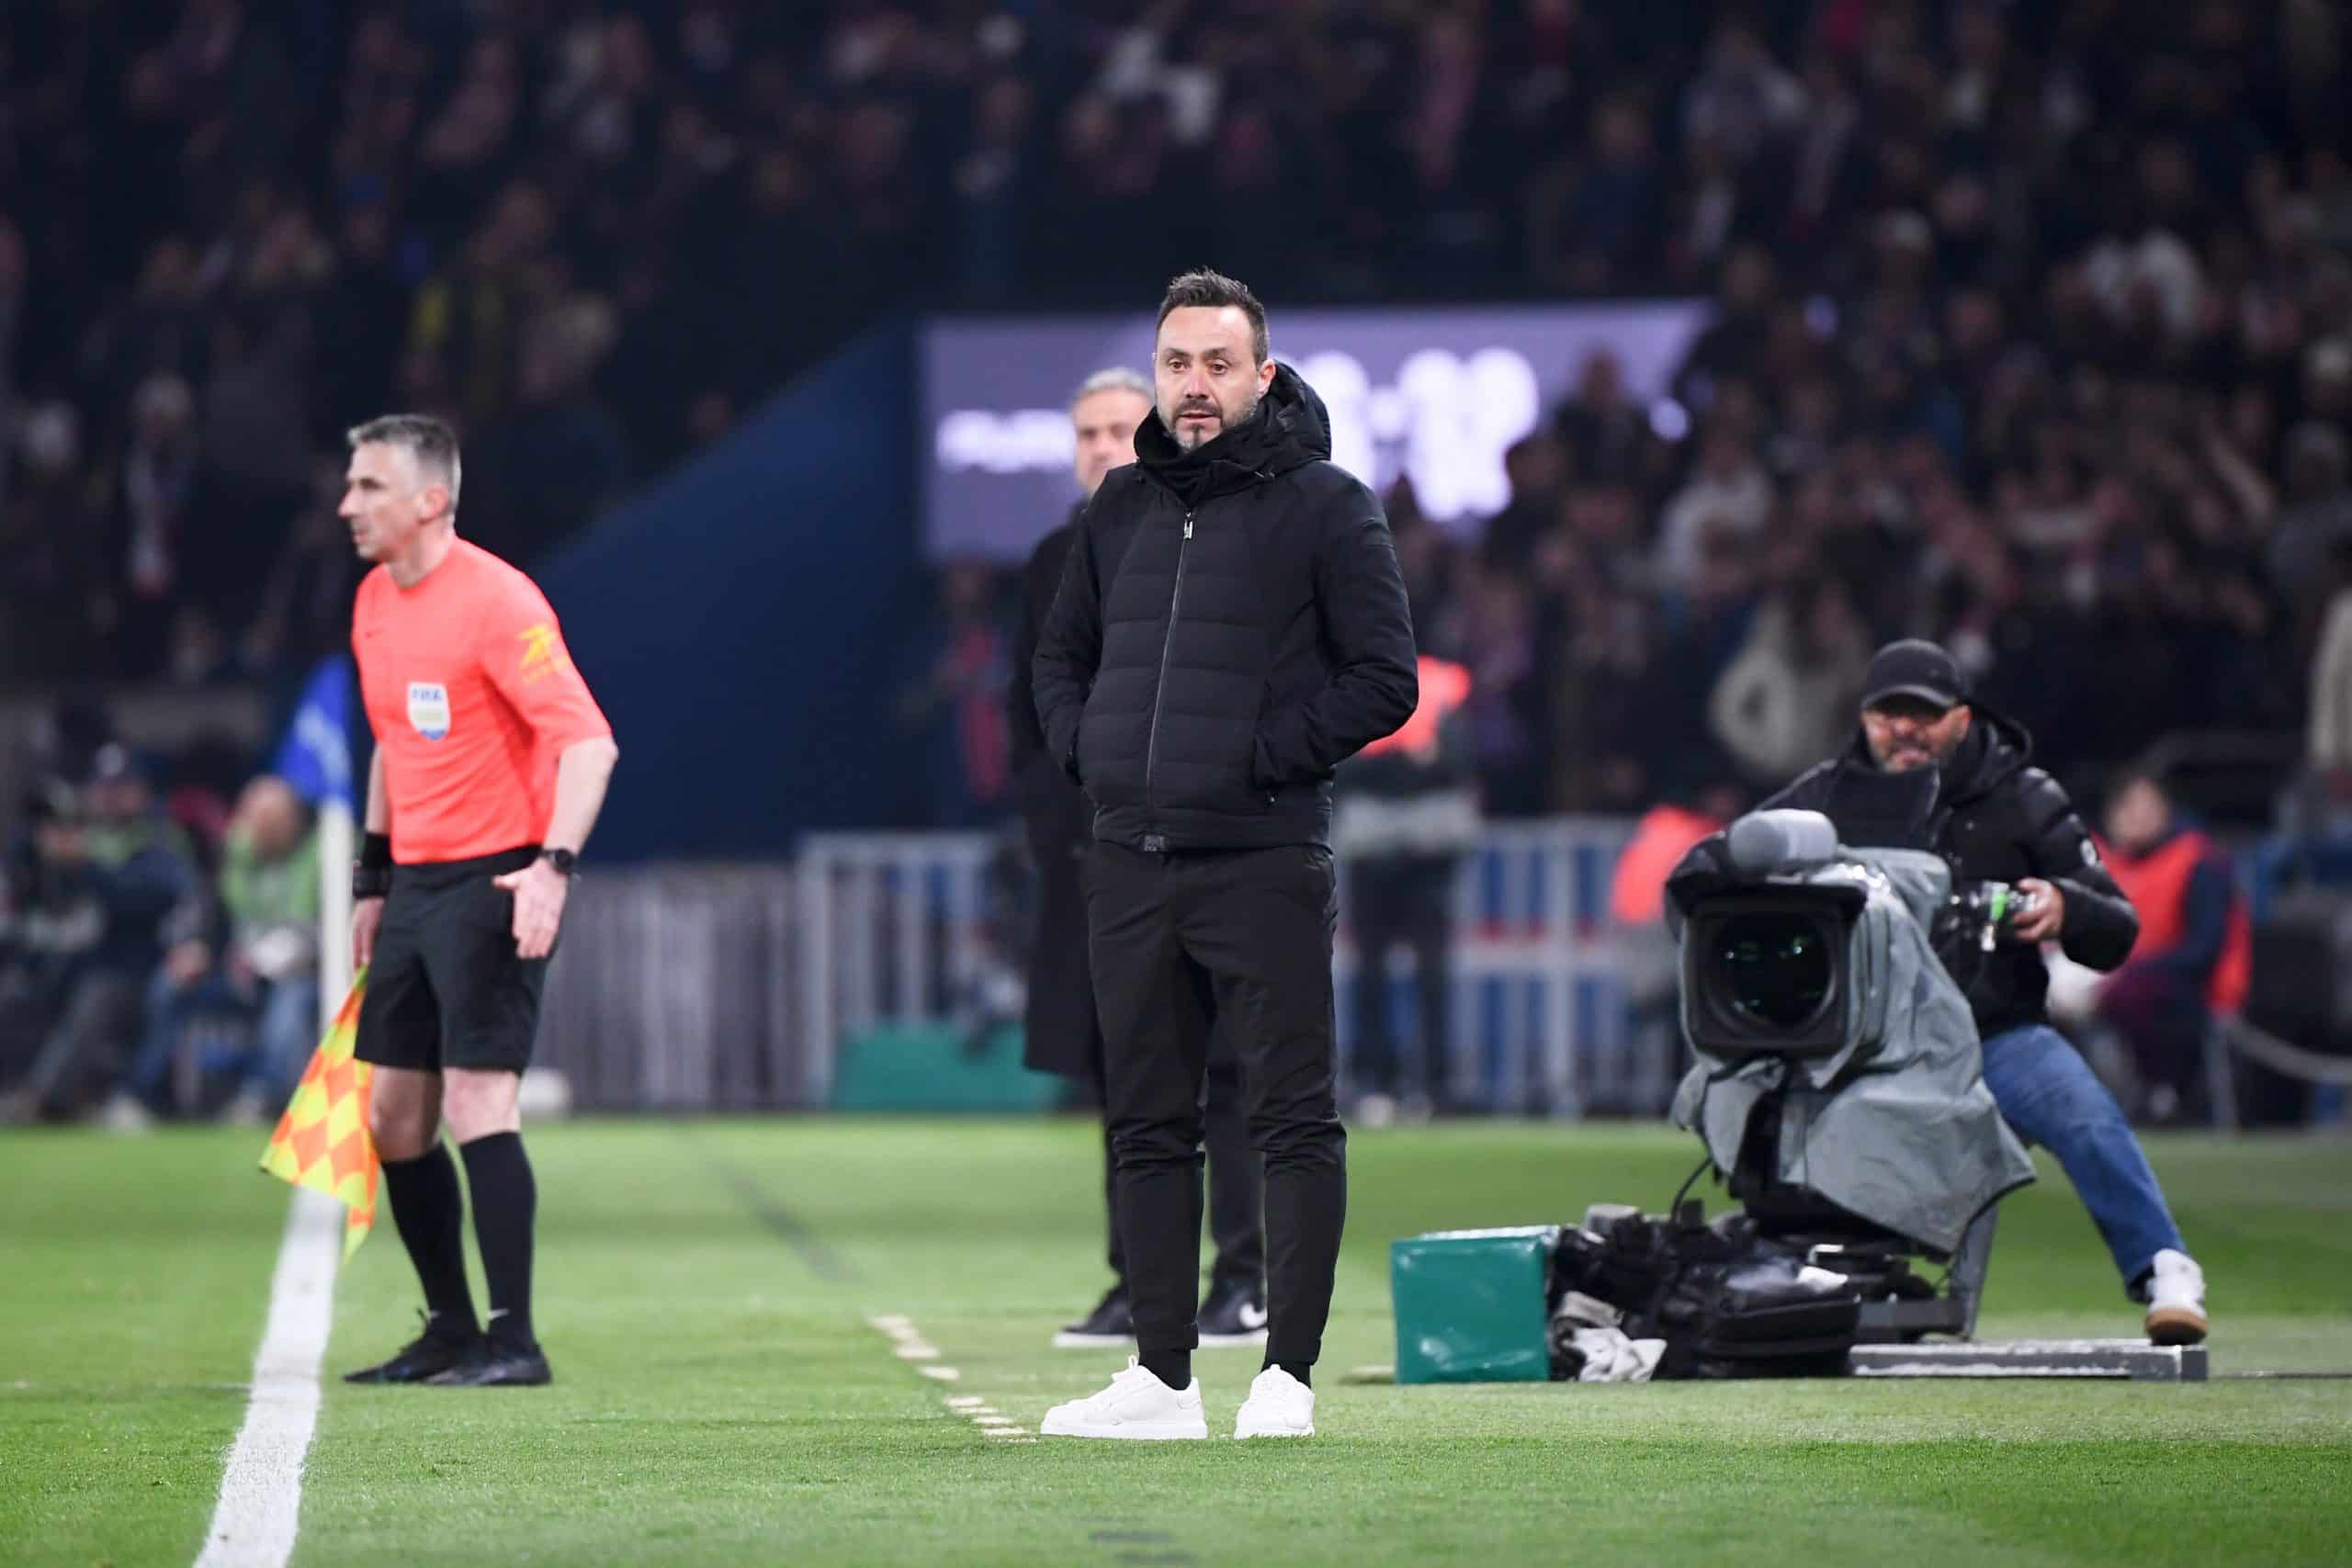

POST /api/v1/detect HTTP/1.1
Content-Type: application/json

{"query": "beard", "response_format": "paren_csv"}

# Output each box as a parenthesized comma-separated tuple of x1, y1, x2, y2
(1163, 388, 1262, 451)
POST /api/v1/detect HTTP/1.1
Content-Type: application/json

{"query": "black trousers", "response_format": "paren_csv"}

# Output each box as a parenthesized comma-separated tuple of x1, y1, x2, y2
(1086, 841, 1346, 1367)
(1100, 1048, 1263, 1290)
(1032, 795, 1264, 1290)
(1344, 854, 1456, 1100)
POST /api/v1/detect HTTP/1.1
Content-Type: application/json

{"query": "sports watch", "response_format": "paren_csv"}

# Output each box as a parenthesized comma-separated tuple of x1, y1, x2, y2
(538, 847, 579, 876)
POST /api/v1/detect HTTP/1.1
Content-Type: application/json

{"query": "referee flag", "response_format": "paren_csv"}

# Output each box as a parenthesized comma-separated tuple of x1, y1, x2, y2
(258, 969, 378, 1261)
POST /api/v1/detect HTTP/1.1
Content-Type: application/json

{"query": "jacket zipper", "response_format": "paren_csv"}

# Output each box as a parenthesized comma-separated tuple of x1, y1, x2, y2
(1143, 512, 1193, 834)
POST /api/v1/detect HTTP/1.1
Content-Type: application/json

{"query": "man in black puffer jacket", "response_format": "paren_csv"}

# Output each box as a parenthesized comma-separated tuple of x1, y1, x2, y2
(1033, 270, 1417, 1441)
(1741, 639, 2208, 1346)
(1007, 366, 1269, 1354)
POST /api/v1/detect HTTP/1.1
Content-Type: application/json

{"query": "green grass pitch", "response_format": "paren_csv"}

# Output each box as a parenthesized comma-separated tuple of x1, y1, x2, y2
(4, 1119, 2348, 1566)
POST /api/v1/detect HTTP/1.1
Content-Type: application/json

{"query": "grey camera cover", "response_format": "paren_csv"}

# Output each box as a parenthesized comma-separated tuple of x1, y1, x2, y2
(1670, 846, 2036, 1253)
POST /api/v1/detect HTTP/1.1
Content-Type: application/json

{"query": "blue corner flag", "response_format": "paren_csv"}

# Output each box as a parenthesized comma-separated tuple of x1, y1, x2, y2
(273, 656, 358, 811)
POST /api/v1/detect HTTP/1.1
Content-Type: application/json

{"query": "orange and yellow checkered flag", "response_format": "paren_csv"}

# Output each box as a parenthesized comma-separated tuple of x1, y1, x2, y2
(258, 968, 377, 1260)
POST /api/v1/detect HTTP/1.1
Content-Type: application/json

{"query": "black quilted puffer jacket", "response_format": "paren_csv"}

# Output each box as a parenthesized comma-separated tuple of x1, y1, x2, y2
(1031, 363, 1419, 852)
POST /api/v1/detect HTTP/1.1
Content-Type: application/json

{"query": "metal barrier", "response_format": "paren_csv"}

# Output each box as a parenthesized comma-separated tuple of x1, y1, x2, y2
(538, 822, 1657, 1114)
(796, 833, 1001, 1108)
(537, 863, 804, 1110)
(797, 821, 1654, 1118)
(1337, 818, 1654, 1116)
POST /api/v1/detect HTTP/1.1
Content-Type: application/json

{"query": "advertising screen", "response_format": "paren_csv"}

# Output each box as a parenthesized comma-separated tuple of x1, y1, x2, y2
(921, 300, 1710, 561)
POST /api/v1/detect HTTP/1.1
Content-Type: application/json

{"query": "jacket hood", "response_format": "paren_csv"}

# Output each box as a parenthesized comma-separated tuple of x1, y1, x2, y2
(1837, 699, 2034, 806)
(1134, 361, 1332, 506)
(1938, 703, 2034, 804)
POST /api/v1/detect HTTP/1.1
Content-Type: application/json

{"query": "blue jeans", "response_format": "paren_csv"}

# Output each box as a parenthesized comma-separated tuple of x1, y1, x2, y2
(126, 969, 321, 1109)
(243, 975, 321, 1100)
(1979, 1023, 2186, 1295)
(126, 969, 245, 1105)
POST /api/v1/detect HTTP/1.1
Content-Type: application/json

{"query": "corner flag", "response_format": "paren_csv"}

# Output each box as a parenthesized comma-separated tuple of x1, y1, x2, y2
(258, 970, 377, 1261)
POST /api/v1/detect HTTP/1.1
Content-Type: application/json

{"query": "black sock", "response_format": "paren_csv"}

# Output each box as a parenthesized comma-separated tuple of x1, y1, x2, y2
(1263, 1359, 1312, 1388)
(1139, 1349, 1191, 1392)
(459, 1132, 537, 1350)
(381, 1144, 479, 1337)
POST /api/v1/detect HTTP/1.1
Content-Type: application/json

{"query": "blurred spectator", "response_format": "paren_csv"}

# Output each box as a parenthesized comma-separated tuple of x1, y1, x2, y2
(2280, 428, 2352, 655)
(1708, 576, 1873, 786)
(245, 457, 367, 682)
(1674, 246, 1781, 413)
(2092, 769, 2253, 1124)
(465, 295, 632, 562)
(1610, 780, 1750, 931)
(1530, 93, 1662, 294)
(101, 773, 319, 1129)
(0, 401, 106, 682)
(1440, 563, 1546, 816)
(1655, 421, 1776, 597)
(0, 0, 2340, 827)
(898, 562, 1012, 829)
(2308, 538, 2352, 775)
(0, 779, 101, 1089)
(1551, 349, 1649, 489)
(1606, 774, 1749, 1111)
(0, 746, 198, 1121)
(107, 372, 208, 677)
(1334, 655, 1481, 1122)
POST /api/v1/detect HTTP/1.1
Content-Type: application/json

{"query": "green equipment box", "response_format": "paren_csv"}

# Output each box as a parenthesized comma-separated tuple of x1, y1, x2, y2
(829, 1024, 1067, 1113)
(1390, 1225, 1560, 1384)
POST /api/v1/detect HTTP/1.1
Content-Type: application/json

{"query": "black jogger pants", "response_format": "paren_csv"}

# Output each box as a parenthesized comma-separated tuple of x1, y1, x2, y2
(1085, 840, 1346, 1368)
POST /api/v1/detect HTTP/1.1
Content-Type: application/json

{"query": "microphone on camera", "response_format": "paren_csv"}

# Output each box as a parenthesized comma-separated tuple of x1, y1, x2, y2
(1724, 809, 1840, 874)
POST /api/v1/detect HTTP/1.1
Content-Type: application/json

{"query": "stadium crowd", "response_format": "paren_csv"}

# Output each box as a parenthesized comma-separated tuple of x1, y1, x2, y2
(5, 3, 2351, 1119)
(6, 1, 2347, 793)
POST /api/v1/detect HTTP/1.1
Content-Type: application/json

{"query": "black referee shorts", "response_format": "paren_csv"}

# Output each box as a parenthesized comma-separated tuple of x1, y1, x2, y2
(357, 845, 550, 1076)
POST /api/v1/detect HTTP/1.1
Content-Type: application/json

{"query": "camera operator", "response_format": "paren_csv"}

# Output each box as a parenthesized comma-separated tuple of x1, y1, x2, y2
(1758, 639, 2208, 1345)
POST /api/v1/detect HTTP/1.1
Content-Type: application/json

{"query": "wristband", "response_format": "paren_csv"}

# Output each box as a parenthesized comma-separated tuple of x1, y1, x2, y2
(354, 832, 393, 900)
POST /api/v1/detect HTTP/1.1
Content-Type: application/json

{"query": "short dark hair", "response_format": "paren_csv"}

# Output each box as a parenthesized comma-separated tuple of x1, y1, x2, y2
(1156, 268, 1269, 365)
(2103, 761, 2171, 807)
(346, 412, 462, 511)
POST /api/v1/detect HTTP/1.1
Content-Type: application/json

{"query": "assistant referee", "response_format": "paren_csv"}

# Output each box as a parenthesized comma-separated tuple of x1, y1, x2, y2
(337, 413, 619, 1388)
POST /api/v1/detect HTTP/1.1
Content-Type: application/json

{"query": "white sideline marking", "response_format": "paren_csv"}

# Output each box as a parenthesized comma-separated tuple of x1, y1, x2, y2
(870, 1314, 940, 1359)
(868, 1314, 1039, 1445)
(193, 1189, 343, 1568)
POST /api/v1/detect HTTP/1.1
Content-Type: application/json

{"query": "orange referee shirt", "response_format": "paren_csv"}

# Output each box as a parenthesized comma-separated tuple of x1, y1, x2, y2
(354, 539, 612, 864)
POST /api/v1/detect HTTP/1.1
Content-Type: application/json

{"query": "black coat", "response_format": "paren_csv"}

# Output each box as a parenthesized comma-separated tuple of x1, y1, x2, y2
(1006, 505, 1081, 782)
(1758, 705, 2140, 1039)
(1031, 363, 1418, 852)
(1006, 509, 1100, 1078)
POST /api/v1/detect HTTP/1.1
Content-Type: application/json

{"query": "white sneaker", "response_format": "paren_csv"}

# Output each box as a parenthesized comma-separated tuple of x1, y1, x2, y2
(96, 1094, 154, 1135)
(2143, 1248, 2208, 1346)
(1039, 1357, 1206, 1440)
(218, 1089, 269, 1126)
(1233, 1365, 1315, 1438)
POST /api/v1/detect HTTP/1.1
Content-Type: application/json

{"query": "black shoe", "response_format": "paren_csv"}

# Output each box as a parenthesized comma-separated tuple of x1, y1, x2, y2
(343, 1313, 483, 1384)
(1198, 1276, 1269, 1347)
(1053, 1283, 1134, 1348)
(425, 1341, 552, 1387)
